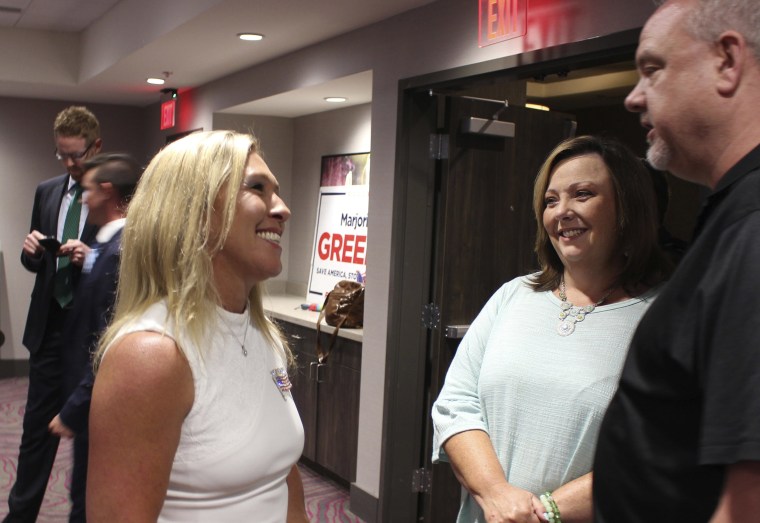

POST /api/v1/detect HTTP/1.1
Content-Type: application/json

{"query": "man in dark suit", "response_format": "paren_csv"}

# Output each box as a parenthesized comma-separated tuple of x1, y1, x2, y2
(7, 106, 102, 522)
(48, 153, 142, 523)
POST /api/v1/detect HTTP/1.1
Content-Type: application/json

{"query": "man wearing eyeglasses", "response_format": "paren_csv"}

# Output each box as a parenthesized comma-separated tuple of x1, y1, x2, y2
(6, 106, 101, 522)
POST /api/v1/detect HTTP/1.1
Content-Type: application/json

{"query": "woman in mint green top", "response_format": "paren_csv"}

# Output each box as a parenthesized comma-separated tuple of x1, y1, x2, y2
(432, 136, 672, 523)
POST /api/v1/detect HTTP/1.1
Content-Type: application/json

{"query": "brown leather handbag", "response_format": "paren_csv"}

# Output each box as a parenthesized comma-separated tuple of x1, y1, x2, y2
(316, 280, 364, 362)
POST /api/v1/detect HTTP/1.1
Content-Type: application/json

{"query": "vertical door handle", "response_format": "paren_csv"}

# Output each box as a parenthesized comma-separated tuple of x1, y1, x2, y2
(310, 361, 328, 383)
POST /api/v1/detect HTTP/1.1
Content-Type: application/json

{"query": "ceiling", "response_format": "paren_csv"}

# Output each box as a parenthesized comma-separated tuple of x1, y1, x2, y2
(0, 0, 433, 115)
(0, 0, 639, 118)
(0, 0, 120, 31)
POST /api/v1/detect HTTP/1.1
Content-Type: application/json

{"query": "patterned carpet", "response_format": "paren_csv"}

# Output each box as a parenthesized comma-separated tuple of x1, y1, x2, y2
(301, 466, 365, 523)
(0, 376, 364, 522)
(0, 377, 73, 522)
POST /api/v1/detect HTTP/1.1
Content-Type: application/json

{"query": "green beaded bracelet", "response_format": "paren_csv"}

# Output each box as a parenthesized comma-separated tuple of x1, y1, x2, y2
(539, 493, 555, 522)
(539, 492, 562, 523)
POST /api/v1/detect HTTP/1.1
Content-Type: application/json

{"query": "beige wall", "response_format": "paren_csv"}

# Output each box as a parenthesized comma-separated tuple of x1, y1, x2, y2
(288, 105, 373, 292)
(0, 98, 148, 361)
(212, 112, 296, 290)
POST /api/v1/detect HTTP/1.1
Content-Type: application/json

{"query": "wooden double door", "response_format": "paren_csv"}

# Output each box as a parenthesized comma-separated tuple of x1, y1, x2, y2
(411, 93, 574, 521)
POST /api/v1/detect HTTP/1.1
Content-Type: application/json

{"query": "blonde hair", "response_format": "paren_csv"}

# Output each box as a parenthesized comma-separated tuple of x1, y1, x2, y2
(95, 130, 290, 368)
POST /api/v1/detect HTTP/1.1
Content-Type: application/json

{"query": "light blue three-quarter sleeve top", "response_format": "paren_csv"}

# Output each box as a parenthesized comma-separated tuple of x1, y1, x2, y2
(431, 275, 658, 523)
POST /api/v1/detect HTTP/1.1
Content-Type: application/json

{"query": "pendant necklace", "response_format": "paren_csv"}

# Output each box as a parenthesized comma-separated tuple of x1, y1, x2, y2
(556, 277, 616, 336)
(218, 302, 250, 356)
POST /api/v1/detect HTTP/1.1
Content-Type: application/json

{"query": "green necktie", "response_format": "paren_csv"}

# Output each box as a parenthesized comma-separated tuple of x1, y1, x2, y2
(53, 184, 83, 308)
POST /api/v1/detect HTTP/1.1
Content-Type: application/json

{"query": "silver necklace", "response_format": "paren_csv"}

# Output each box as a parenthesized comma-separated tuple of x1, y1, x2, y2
(218, 303, 250, 356)
(556, 277, 615, 336)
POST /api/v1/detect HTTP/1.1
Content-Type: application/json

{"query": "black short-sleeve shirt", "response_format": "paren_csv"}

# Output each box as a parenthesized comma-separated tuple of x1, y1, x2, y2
(594, 143, 760, 522)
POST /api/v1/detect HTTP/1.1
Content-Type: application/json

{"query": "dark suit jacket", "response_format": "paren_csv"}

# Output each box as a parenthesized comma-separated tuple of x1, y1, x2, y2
(21, 174, 98, 354)
(59, 228, 122, 434)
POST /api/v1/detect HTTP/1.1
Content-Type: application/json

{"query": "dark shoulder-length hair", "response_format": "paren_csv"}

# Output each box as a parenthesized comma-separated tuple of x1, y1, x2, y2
(529, 135, 671, 293)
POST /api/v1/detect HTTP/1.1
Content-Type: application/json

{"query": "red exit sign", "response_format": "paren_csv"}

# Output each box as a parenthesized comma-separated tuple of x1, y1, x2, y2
(479, 0, 527, 47)
(160, 99, 176, 130)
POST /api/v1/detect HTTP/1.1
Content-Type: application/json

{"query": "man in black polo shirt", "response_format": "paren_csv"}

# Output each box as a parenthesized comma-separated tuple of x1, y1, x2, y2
(594, 0, 760, 521)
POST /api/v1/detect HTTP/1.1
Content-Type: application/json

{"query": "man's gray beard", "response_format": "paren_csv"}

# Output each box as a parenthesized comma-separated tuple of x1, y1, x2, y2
(646, 138, 672, 171)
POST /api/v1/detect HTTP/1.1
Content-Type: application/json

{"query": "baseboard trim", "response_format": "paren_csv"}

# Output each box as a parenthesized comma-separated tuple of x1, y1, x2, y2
(0, 359, 29, 378)
(350, 483, 378, 523)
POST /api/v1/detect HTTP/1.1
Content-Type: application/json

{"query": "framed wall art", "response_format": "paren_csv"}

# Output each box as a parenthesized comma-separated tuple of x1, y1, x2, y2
(320, 152, 370, 187)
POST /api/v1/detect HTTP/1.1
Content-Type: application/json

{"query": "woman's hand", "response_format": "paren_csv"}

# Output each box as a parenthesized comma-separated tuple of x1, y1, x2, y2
(444, 430, 542, 523)
(476, 482, 543, 523)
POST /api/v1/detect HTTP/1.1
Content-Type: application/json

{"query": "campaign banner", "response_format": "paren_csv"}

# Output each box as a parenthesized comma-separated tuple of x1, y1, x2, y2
(307, 185, 368, 302)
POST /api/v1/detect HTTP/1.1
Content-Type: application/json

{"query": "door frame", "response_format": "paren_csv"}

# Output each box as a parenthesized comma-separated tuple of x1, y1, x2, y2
(379, 29, 641, 522)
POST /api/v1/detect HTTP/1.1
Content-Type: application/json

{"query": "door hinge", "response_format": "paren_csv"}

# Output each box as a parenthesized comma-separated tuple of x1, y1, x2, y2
(411, 468, 432, 493)
(421, 303, 441, 330)
(429, 133, 449, 160)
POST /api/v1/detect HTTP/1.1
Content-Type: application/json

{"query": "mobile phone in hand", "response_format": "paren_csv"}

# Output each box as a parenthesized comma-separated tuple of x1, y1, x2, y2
(38, 236, 61, 253)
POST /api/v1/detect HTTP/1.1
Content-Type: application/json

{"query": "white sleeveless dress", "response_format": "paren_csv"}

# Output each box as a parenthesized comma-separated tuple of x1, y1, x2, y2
(109, 301, 304, 522)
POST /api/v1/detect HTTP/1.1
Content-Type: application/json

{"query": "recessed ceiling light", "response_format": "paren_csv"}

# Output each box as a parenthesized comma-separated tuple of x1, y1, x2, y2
(324, 97, 347, 103)
(526, 103, 550, 111)
(238, 33, 264, 41)
(147, 78, 166, 85)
